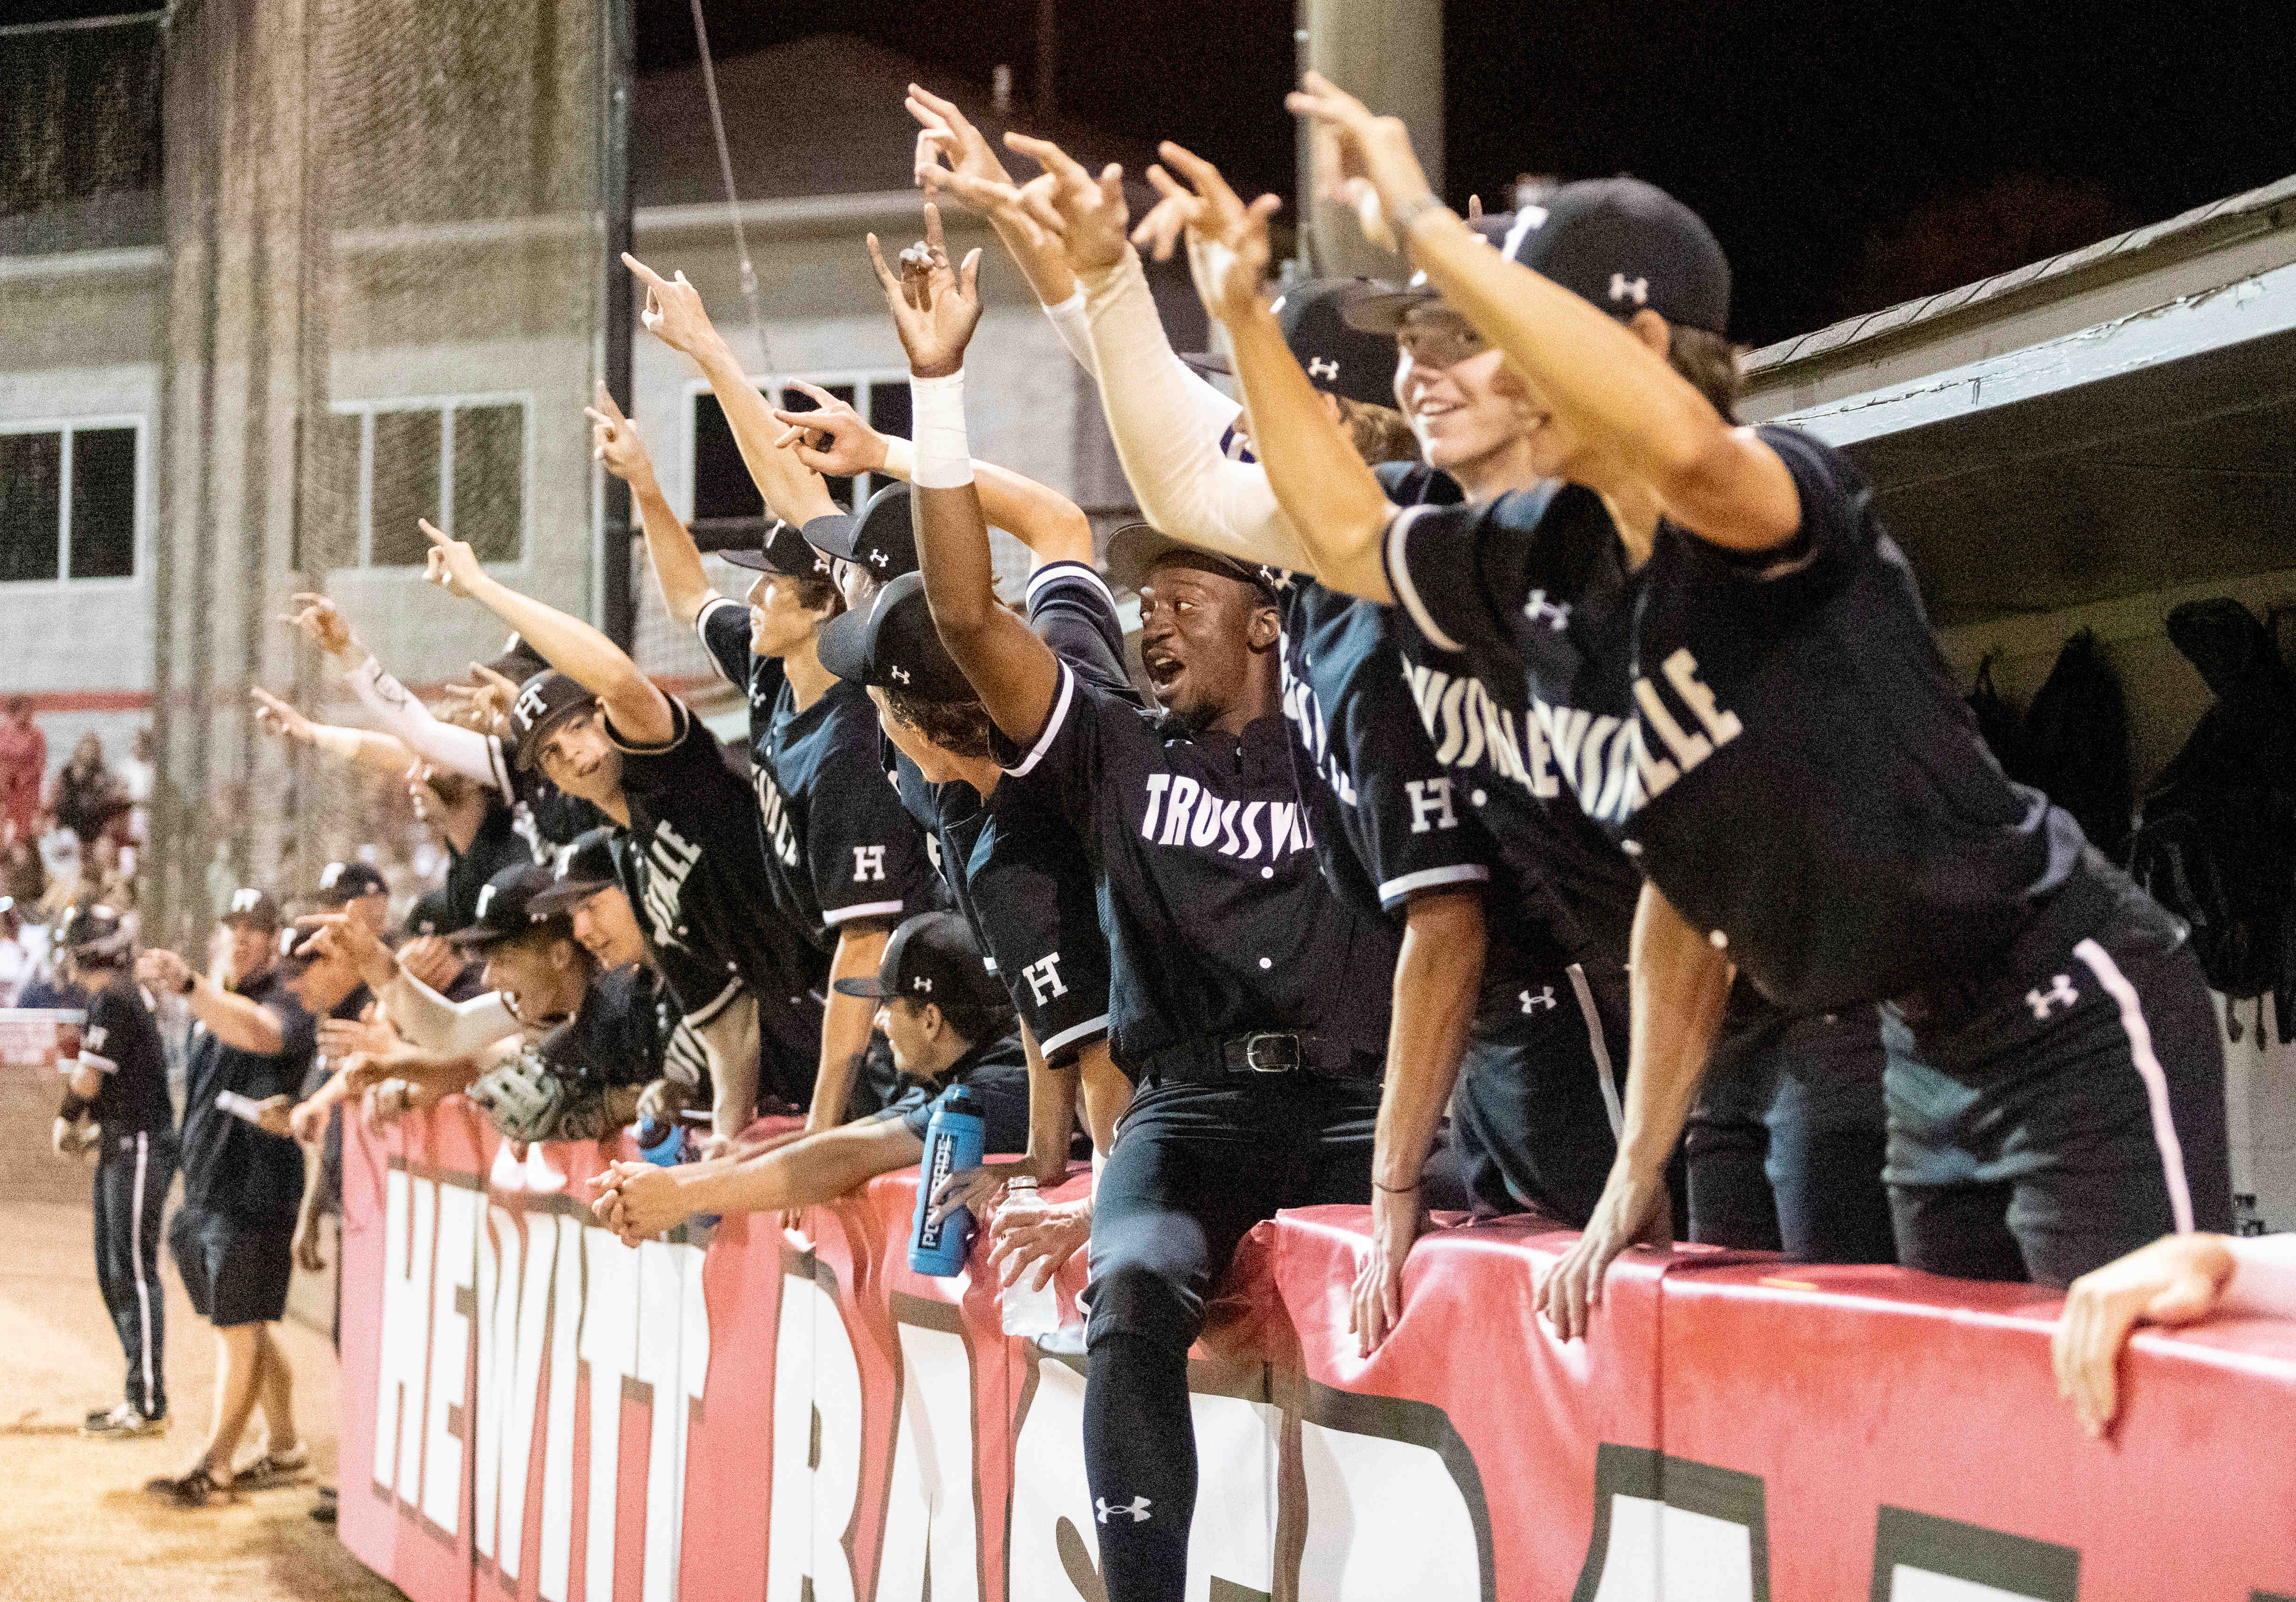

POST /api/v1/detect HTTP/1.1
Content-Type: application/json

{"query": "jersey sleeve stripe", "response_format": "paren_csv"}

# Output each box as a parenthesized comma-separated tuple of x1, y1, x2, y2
(694, 594, 744, 689)
(823, 899, 907, 927)
(1036, 1012, 1111, 1057)
(603, 696, 688, 756)
(679, 974, 745, 1029)
(485, 734, 513, 802)
(1002, 661, 1076, 779)
(1376, 863, 1491, 904)
(76, 1050, 119, 1075)
(1026, 560, 1117, 612)
(1384, 502, 1465, 654)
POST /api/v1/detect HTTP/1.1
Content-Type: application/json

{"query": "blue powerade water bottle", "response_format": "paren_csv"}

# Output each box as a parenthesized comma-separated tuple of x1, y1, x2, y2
(908, 1083, 986, 1276)
(634, 1115, 683, 1167)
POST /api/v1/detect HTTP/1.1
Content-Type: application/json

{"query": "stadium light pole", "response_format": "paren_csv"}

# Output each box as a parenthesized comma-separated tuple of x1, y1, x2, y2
(600, 0, 637, 651)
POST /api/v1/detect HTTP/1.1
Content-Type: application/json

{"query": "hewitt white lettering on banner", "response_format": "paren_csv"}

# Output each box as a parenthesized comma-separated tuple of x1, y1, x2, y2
(879, 1303, 984, 1602)
(767, 1261, 866, 1602)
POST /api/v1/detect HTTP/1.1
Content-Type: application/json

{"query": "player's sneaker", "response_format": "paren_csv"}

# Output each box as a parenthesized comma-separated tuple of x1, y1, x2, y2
(233, 1439, 311, 1488)
(144, 1465, 227, 1508)
(84, 1402, 168, 1437)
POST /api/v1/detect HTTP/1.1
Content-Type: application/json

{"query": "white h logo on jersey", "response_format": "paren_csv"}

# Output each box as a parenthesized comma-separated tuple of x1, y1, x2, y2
(1405, 777, 1459, 834)
(1020, 952, 1068, 1005)
(1520, 985, 1556, 1014)
(2027, 974, 2079, 1020)
(1307, 357, 1340, 381)
(1523, 591, 1570, 631)
(890, 665, 910, 685)
(1610, 273, 1649, 306)
(852, 845, 886, 883)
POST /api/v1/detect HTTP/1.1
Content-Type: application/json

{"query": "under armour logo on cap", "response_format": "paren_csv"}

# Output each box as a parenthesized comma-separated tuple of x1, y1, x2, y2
(868, 549, 889, 568)
(2027, 974, 2078, 1020)
(1307, 357, 1340, 381)
(320, 861, 347, 889)
(1097, 1496, 1152, 1524)
(891, 665, 910, 684)
(231, 888, 263, 914)
(813, 555, 831, 575)
(912, 975, 932, 993)
(1610, 273, 1650, 306)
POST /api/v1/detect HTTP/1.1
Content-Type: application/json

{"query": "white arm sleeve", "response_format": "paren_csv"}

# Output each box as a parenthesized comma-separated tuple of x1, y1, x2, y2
(2222, 1233, 2296, 1319)
(345, 655, 513, 800)
(381, 970, 521, 1055)
(1041, 289, 1099, 377)
(1078, 249, 1313, 571)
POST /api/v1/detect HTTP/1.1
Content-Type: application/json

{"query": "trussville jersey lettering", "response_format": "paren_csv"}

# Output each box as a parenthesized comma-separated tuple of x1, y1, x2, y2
(1384, 426, 2089, 1013)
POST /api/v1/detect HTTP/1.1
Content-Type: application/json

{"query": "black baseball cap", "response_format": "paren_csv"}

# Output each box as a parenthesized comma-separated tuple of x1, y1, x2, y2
(528, 827, 623, 918)
(55, 902, 132, 963)
(445, 862, 562, 948)
(800, 481, 916, 584)
(402, 887, 456, 939)
(483, 632, 548, 684)
(1183, 278, 1398, 409)
(1104, 522, 1278, 603)
(316, 860, 390, 906)
(509, 670, 599, 772)
(718, 518, 837, 579)
(1346, 180, 1732, 339)
(816, 570, 975, 702)
(834, 910, 1009, 1014)
(221, 887, 282, 934)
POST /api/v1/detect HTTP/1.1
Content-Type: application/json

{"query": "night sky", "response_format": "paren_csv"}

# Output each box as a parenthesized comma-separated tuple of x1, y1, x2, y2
(16, 0, 2296, 348)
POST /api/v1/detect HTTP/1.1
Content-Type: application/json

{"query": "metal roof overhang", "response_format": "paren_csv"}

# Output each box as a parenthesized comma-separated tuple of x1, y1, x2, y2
(1742, 178, 2296, 628)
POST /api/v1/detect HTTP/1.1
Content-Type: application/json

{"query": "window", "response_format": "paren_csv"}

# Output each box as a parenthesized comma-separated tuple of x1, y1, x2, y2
(0, 421, 139, 583)
(690, 373, 910, 549)
(307, 397, 527, 569)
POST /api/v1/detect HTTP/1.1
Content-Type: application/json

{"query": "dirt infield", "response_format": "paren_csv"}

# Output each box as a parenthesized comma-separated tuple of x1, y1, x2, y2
(0, 1196, 402, 1602)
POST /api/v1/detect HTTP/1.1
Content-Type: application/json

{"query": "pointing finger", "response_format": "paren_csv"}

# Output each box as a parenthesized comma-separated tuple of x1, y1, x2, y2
(621, 251, 669, 289)
(865, 232, 902, 297)
(959, 246, 981, 302)
(418, 516, 450, 545)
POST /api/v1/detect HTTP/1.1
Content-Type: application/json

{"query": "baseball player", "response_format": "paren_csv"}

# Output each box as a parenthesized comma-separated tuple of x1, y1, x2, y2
(135, 889, 352, 1505)
(49, 904, 176, 1437)
(416, 525, 828, 1152)
(1278, 78, 2232, 1317)
(883, 221, 1397, 1602)
(586, 388, 941, 1137)
(591, 911, 1043, 1238)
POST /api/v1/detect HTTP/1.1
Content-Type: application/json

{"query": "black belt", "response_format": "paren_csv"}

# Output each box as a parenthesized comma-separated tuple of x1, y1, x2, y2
(1139, 1031, 1380, 1084)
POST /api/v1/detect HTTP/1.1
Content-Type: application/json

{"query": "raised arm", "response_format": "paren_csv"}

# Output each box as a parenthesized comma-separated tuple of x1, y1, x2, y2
(419, 518, 675, 748)
(280, 593, 509, 794)
(1537, 879, 1732, 1340)
(136, 946, 286, 1056)
(622, 253, 842, 532)
(586, 381, 721, 630)
(1289, 75, 1799, 552)
(866, 199, 1063, 744)
(905, 85, 1085, 340)
(251, 687, 418, 780)
(772, 378, 1096, 570)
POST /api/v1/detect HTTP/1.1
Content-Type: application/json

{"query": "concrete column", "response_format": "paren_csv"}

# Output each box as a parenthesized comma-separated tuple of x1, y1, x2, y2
(1295, 0, 1444, 280)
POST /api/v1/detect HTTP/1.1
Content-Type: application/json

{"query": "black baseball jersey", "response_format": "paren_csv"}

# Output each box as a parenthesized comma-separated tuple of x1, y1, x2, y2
(995, 663, 1397, 1079)
(872, 1032, 1035, 1152)
(699, 598, 943, 950)
(1383, 424, 2087, 1013)
(81, 972, 173, 1138)
(896, 561, 1134, 1063)
(1277, 576, 1576, 1014)
(537, 963, 663, 1089)
(603, 695, 826, 1068)
(444, 797, 535, 932)
(1370, 461, 1642, 968)
(178, 968, 313, 1223)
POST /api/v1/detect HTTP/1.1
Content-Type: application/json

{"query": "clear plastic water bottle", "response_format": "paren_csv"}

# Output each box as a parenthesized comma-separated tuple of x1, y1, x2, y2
(996, 1176, 1063, 1339)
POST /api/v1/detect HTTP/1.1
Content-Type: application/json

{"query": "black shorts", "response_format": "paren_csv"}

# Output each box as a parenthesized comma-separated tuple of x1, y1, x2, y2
(168, 1204, 294, 1327)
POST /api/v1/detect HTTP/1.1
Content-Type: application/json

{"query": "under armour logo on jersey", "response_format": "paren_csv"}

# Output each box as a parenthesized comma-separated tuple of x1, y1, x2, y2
(1097, 1496, 1152, 1525)
(2028, 974, 2079, 1020)
(891, 665, 910, 685)
(868, 549, 889, 568)
(1610, 273, 1649, 306)
(1523, 591, 1570, 631)
(1307, 357, 1340, 381)
(1520, 985, 1556, 1014)
(852, 845, 886, 883)
(1406, 776, 1459, 834)
(514, 681, 551, 727)
(1021, 952, 1068, 1005)
(912, 975, 932, 994)
(473, 884, 497, 920)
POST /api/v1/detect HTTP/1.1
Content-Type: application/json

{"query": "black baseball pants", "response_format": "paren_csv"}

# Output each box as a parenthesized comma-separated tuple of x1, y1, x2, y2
(93, 1128, 175, 1418)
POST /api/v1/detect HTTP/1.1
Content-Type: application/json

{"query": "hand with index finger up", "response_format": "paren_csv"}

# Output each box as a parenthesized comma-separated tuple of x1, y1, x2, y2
(867, 195, 983, 379)
(584, 378, 659, 493)
(622, 253, 723, 363)
(999, 131, 1131, 273)
(418, 517, 485, 599)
